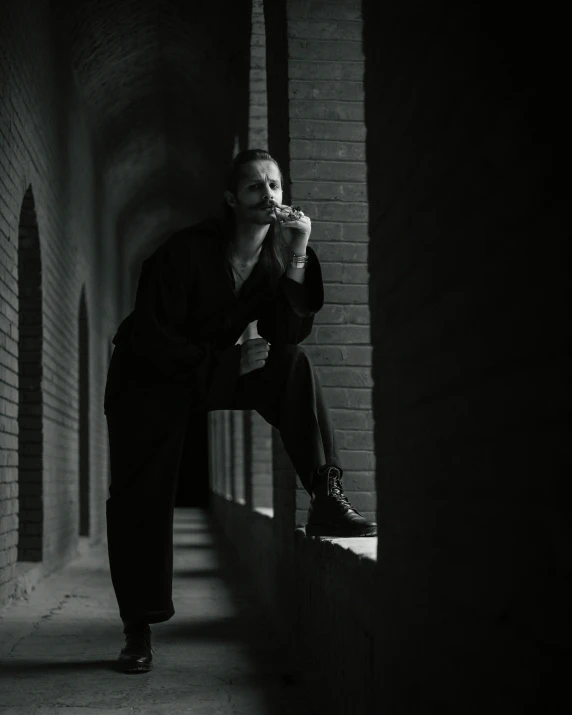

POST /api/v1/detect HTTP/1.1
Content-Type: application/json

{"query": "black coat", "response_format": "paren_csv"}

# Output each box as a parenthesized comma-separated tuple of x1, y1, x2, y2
(103, 218, 324, 415)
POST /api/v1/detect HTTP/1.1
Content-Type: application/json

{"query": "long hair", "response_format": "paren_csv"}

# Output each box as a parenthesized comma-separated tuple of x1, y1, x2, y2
(221, 149, 290, 299)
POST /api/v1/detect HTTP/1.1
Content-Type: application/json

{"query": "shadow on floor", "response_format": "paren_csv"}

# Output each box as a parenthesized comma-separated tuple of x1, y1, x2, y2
(0, 507, 322, 715)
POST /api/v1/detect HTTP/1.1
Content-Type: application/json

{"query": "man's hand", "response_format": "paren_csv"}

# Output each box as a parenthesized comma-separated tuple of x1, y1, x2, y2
(273, 204, 311, 251)
(239, 338, 270, 377)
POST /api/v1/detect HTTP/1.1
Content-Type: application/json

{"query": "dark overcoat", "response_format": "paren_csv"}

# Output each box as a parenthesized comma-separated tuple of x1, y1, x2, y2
(104, 218, 324, 418)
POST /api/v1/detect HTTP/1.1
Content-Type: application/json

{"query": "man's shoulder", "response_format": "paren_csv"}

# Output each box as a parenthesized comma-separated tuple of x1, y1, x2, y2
(154, 218, 224, 260)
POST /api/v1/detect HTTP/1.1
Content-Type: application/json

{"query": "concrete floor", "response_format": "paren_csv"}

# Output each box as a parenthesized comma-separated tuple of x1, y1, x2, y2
(0, 508, 321, 715)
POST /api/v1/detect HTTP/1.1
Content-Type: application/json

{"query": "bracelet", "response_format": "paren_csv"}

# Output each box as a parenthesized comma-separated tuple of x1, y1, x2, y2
(290, 253, 309, 269)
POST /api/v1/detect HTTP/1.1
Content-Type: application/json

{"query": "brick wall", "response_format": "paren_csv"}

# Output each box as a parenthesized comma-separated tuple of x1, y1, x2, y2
(364, 2, 570, 712)
(243, 0, 273, 511)
(0, 1, 119, 608)
(209, 0, 274, 511)
(249, 0, 269, 151)
(211, 0, 374, 525)
(265, 0, 374, 526)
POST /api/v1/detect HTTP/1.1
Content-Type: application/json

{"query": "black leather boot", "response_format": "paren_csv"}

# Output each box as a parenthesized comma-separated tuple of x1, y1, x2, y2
(306, 465, 377, 537)
(116, 620, 154, 673)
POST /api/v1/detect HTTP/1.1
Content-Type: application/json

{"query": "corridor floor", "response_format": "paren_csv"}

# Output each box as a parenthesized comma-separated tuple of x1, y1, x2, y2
(0, 508, 321, 715)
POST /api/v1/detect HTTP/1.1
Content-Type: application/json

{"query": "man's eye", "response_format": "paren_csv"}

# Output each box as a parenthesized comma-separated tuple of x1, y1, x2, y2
(250, 182, 280, 189)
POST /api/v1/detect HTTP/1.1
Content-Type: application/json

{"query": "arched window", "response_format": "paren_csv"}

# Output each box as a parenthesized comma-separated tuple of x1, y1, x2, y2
(17, 186, 44, 562)
(78, 287, 89, 536)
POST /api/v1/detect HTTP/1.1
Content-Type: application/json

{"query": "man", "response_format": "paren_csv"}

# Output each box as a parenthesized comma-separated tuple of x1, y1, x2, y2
(104, 149, 377, 673)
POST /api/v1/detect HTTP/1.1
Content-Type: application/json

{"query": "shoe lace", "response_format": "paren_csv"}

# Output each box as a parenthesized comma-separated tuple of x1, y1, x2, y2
(327, 471, 354, 511)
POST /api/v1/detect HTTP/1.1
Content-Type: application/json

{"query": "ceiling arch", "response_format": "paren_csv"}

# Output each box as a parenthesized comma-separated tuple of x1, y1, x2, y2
(52, 0, 252, 274)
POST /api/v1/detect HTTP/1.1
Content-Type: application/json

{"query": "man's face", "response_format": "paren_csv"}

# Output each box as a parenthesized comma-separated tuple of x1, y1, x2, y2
(226, 160, 283, 225)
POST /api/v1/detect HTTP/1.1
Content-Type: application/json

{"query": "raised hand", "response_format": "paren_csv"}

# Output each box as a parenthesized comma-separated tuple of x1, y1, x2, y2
(272, 204, 311, 250)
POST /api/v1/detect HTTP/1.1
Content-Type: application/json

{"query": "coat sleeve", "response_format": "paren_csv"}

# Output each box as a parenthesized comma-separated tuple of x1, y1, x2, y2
(256, 244, 324, 345)
(116, 233, 241, 407)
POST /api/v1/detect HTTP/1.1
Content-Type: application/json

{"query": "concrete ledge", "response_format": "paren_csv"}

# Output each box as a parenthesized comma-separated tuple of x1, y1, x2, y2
(212, 497, 281, 629)
(298, 527, 377, 560)
(211, 494, 377, 713)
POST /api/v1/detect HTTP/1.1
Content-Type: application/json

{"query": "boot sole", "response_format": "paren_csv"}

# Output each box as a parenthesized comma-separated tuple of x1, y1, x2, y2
(116, 662, 153, 673)
(306, 524, 377, 537)
(116, 657, 153, 673)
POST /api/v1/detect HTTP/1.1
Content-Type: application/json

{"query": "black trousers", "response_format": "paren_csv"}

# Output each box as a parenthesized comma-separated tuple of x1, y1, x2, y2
(105, 344, 340, 624)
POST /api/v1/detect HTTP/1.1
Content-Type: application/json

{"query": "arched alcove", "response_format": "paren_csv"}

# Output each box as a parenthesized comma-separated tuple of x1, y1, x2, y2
(78, 287, 90, 536)
(107, 337, 113, 491)
(17, 185, 44, 563)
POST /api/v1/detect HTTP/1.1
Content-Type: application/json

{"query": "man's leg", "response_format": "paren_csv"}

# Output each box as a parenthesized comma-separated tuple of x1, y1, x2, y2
(228, 344, 376, 536)
(106, 392, 189, 625)
(229, 343, 339, 495)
